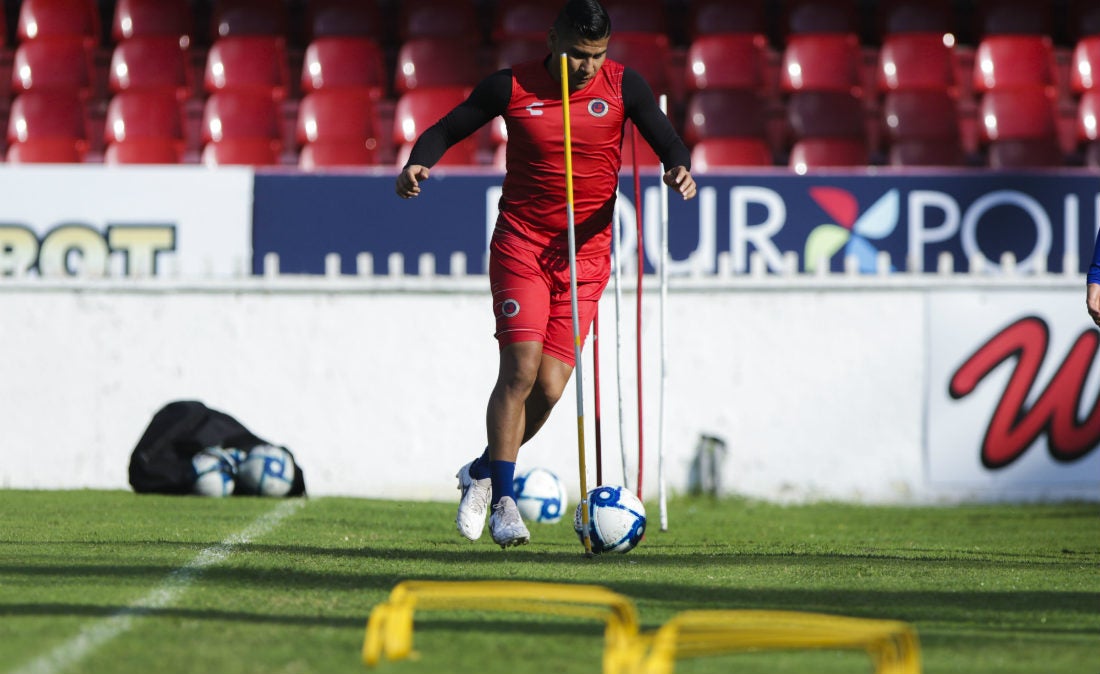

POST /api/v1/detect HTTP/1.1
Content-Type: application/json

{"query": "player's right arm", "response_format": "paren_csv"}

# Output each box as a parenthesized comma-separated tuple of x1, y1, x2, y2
(394, 70, 512, 198)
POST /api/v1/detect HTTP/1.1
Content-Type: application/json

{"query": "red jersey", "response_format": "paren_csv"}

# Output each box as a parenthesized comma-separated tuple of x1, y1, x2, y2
(497, 59, 627, 259)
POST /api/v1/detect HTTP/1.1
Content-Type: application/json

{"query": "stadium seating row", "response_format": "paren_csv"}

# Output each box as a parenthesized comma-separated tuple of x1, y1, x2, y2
(2, 0, 1100, 169)
(6, 0, 1100, 50)
(3, 34, 1094, 168)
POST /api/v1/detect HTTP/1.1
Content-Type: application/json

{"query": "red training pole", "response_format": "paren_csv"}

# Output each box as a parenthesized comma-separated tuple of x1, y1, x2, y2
(592, 310, 603, 486)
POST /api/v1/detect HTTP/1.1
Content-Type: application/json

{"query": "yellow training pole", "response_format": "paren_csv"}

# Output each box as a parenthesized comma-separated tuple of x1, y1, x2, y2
(561, 52, 593, 557)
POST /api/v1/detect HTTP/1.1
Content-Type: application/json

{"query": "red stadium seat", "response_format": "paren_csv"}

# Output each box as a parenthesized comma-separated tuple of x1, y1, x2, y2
(296, 89, 375, 146)
(17, 0, 100, 46)
(104, 91, 184, 145)
(104, 138, 183, 164)
(607, 32, 671, 96)
(683, 90, 768, 146)
(495, 38, 549, 70)
(201, 138, 281, 166)
(979, 88, 1063, 167)
(877, 33, 956, 92)
(7, 91, 86, 147)
(786, 88, 868, 170)
(687, 0, 767, 39)
(973, 35, 1056, 94)
(876, 0, 956, 35)
(108, 37, 192, 100)
(210, 0, 289, 38)
(784, 0, 859, 35)
(394, 37, 483, 94)
(1072, 36, 1100, 94)
(787, 91, 866, 140)
(399, 0, 480, 42)
(301, 37, 387, 100)
(1077, 89, 1100, 166)
(306, 0, 385, 42)
(686, 34, 769, 93)
(201, 90, 282, 149)
(204, 36, 290, 99)
(881, 90, 964, 166)
(393, 85, 471, 147)
(11, 37, 95, 98)
(1077, 89, 1100, 142)
(299, 141, 378, 169)
(492, 0, 558, 41)
(789, 138, 869, 172)
(6, 138, 86, 163)
(973, 0, 1053, 37)
(691, 138, 773, 170)
(112, 0, 194, 45)
(781, 33, 863, 96)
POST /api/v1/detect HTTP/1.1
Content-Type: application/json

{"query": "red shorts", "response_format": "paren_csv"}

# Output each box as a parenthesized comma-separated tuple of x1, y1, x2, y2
(489, 233, 610, 367)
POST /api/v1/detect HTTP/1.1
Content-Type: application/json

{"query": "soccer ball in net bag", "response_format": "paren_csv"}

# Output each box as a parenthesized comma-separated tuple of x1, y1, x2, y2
(573, 485, 646, 554)
(237, 445, 296, 497)
(191, 450, 235, 497)
(513, 467, 568, 524)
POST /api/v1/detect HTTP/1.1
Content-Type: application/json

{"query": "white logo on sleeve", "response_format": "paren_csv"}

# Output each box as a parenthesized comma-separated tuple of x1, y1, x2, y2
(496, 298, 521, 318)
(526, 102, 544, 116)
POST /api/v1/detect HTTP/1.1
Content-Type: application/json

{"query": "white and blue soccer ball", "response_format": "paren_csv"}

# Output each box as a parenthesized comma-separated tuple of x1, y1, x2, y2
(204, 446, 248, 471)
(513, 467, 568, 524)
(191, 450, 235, 497)
(573, 485, 646, 554)
(237, 445, 296, 497)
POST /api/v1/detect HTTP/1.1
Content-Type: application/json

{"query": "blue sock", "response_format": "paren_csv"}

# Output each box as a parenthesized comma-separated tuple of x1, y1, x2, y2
(469, 448, 490, 480)
(489, 460, 516, 507)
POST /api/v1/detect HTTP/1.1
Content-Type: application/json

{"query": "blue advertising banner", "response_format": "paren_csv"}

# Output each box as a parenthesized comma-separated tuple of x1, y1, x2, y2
(252, 169, 1100, 276)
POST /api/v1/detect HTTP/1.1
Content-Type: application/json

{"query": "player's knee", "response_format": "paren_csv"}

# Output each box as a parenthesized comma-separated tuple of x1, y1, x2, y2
(536, 381, 565, 409)
(499, 357, 541, 395)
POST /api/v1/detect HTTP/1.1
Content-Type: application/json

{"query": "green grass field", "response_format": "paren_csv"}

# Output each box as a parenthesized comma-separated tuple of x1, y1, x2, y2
(2, 490, 1097, 674)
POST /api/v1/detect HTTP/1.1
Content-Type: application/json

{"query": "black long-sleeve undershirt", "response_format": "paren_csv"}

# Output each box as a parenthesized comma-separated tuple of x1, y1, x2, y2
(405, 64, 691, 171)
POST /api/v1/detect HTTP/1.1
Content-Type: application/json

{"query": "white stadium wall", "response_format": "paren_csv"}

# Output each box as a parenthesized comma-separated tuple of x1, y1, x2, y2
(1, 273, 1096, 504)
(0, 164, 1097, 504)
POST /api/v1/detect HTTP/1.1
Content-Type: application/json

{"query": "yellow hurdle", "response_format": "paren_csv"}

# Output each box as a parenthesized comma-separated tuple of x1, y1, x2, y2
(362, 580, 640, 673)
(631, 609, 922, 674)
(361, 581, 923, 674)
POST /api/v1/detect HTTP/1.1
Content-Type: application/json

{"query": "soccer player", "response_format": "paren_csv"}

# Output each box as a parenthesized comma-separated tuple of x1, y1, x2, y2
(395, 0, 697, 548)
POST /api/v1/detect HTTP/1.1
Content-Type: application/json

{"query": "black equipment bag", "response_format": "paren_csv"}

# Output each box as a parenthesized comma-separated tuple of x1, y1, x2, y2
(128, 400, 306, 496)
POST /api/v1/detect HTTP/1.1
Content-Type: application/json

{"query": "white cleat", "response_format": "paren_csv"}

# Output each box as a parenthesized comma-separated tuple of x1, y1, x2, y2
(455, 461, 491, 541)
(489, 496, 530, 549)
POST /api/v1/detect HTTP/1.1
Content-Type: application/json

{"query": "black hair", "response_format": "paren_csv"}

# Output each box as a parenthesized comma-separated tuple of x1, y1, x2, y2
(554, 0, 611, 41)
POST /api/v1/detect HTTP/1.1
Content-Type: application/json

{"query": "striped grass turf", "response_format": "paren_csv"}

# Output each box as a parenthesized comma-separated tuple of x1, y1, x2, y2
(1, 490, 1097, 674)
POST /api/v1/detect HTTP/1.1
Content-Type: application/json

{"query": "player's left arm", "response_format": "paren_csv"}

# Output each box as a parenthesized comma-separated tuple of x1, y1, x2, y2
(622, 67, 697, 200)
(1087, 283, 1100, 326)
(1087, 228, 1100, 325)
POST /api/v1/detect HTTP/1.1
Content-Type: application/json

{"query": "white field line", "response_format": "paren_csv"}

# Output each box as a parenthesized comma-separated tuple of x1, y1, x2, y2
(9, 498, 308, 674)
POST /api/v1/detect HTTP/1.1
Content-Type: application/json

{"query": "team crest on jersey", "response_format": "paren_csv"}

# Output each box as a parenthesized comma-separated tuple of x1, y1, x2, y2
(588, 99, 609, 117)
